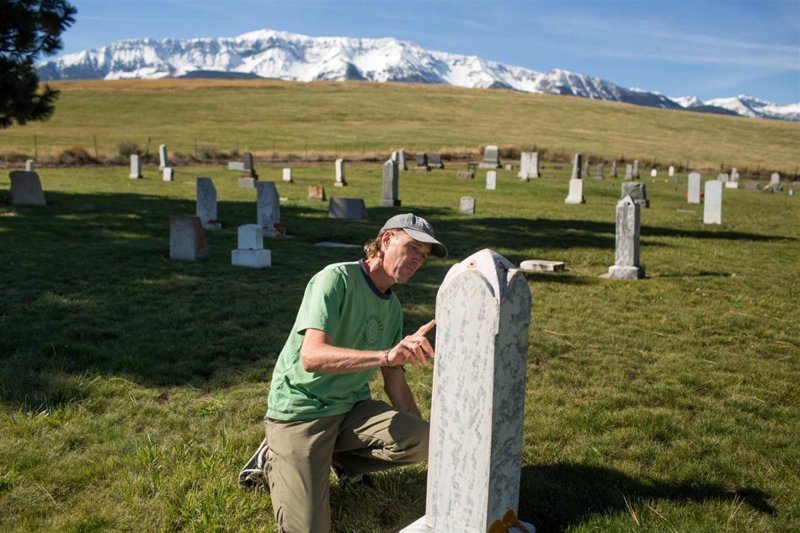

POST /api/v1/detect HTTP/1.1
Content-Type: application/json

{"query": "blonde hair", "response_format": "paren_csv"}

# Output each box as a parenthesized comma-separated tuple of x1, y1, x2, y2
(364, 229, 402, 259)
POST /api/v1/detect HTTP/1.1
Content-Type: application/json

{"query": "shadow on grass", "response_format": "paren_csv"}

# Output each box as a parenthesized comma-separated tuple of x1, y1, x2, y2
(518, 462, 775, 532)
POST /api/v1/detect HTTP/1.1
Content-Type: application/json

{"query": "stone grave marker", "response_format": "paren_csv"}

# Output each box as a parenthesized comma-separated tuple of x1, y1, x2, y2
(379, 159, 401, 207)
(668, 166, 675, 177)
(688, 172, 701, 203)
(479, 145, 501, 168)
(162, 167, 175, 182)
(401, 249, 534, 533)
(428, 154, 444, 169)
(518, 152, 539, 180)
(391, 149, 408, 171)
(519, 259, 565, 273)
(486, 170, 497, 190)
(459, 196, 476, 214)
(650, 169, 658, 178)
(717, 172, 729, 183)
(196, 177, 221, 230)
(231, 224, 271, 268)
(624, 163, 634, 180)
(158, 144, 168, 170)
(725, 180, 739, 189)
(129, 154, 142, 179)
(9, 170, 46, 206)
(564, 178, 585, 204)
(730, 168, 740, 181)
(602, 195, 645, 280)
(633, 159, 640, 178)
(282, 168, 293, 183)
(25, 159, 35, 172)
(571, 153, 583, 180)
(169, 216, 208, 261)
(415, 153, 430, 171)
(611, 160, 617, 178)
(329, 197, 368, 219)
(257, 182, 285, 237)
(457, 169, 475, 180)
(308, 185, 326, 201)
(704, 180, 723, 224)
(770, 172, 780, 185)
(621, 182, 649, 208)
(335, 159, 347, 187)
(595, 163, 605, 180)
(243, 152, 256, 177)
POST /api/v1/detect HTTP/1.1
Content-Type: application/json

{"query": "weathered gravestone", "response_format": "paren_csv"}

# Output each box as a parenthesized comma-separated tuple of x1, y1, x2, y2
(564, 178, 585, 204)
(335, 159, 347, 187)
(633, 159, 640, 179)
(486, 171, 497, 190)
(129, 154, 142, 179)
(256, 182, 285, 237)
(308, 186, 326, 201)
(231, 224, 271, 268)
(329, 197, 368, 219)
(770, 172, 781, 185)
(415, 153, 430, 171)
(428, 154, 444, 169)
(158, 144, 168, 170)
(668, 166, 675, 177)
(401, 249, 534, 533)
(717, 172, 729, 183)
(624, 163, 634, 180)
(9, 170, 46, 206)
(571, 153, 583, 180)
(456, 170, 475, 180)
(730, 168, 740, 182)
(162, 167, 175, 182)
(196, 177, 221, 230)
(519, 259, 565, 273)
(611, 160, 617, 178)
(25, 159, 35, 172)
(602, 196, 645, 280)
(687, 172, 702, 204)
(238, 152, 258, 188)
(518, 152, 539, 180)
(282, 168, 293, 183)
(703, 180, 723, 224)
(391, 150, 408, 171)
(595, 163, 605, 180)
(169, 216, 208, 261)
(379, 159, 401, 207)
(459, 196, 476, 214)
(480, 145, 501, 169)
(621, 182, 649, 208)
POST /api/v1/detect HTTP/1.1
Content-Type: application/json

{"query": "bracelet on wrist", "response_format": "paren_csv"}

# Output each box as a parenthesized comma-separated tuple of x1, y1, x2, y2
(382, 350, 391, 367)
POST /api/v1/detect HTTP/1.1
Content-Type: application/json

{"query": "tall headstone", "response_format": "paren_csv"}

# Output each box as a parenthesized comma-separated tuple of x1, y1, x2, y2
(329, 197, 368, 219)
(621, 182, 649, 208)
(9, 170, 46, 206)
(479, 145, 501, 169)
(158, 144, 168, 170)
(704, 180, 723, 224)
(379, 159, 401, 207)
(571, 153, 583, 180)
(243, 152, 256, 177)
(256, 182, 285, 237)
(231, 224, 271, 268)
(595, 163, 605, 180)
(632, 160, 640, 179)
(402, 249, 534, 533)
(486, 171, 497, 190)
(282, 168, 293, 183)
(169, 216, 208, 261)
(459, 196, 476, 214)
(668, 166, 675, 177)
(196, 177, 221, 230)
(518, 152, 539, 180)
(564, 178, 585, 204)
(335, 159, 347, 187)
(611, 160, 617, 178)
(25, 159, 35, 172)
(624, 164, 634, 180)
(687, 172, 701, 204)
(603, 196, 645, 280)
(129, 154, 142, 179)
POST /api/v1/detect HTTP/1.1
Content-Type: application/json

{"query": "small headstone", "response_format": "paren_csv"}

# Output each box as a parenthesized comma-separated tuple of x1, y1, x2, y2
(459, 196, 476, 214)
(196, 177, 221, 230)
(518, 152, 539, 180)
(770, 172, 780, 185)
(158, 144, 168, 170)
(744, 182, 759, 191)
(9, 170, 46, 206)
(282, 168, 293, 183)
(308, 185, 326, 201)
(169, 216, 208, 261)
(456, 170, 475, 180)
(231, 224, 271, 268)
(335, 159, 347, 187)
(564, 178, 585, 204)
(428, 154, 444, 169)
(611, 160, 617, 178)
(730, 168, 740, 182)
(257, 182, 285, 237)
(25, 159, 35, 172)
(633, 160, 640, 179)
(329, 197, 368, 219)
(717, 172, 729, 183)
(379, 159, 401, 207)
(479, 145, 501, 168)
(704, 181, 723, 224)
(603, 196, 645, 280)
(129, 154, 142, 179)
(504, 164, 513, 171)
(239, 177, 257, 189)
(624, 163, 634, 180)
(687, 172, 702, 203)
(789, 189, 795, 197)
(594, 163, 605, 180)
(415, 153, 430, 171)
(228, 161, 245, 171)
(519, 259, 565, 273)
(162, 167, 175, 182)
(668, 166, 675, 177)
(486, 171, 497, 190)
(571, 153, 583, 180)
(621, 182, 649, 208)
(650, 169, 658, 178)
(725, 181, 739, 189)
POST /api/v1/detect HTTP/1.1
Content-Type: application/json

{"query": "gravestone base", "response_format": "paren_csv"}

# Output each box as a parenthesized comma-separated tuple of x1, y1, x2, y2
(129, 174, 142, 180)
(519, 259, 566, 273)
(379, 199, 401, 207)
(231, 249, 271, 268)
(203, 221, 222, 231)
(564, 195, 585, 205)
(725, 182, 739, 189)
(401, 516, 535, 532)
(239, 177, 257, 189)
(334, 181, 347, 187)
(262, 224, 286, 238)
(603, 265, 645, 280)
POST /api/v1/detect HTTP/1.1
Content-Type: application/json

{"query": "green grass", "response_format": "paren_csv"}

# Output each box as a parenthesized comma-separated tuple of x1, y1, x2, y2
(0, 79, 798, 173)
(1, 163, 799, 531)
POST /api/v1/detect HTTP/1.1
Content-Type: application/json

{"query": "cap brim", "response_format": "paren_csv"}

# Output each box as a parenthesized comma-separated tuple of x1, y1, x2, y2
(402, 228, 448, 258)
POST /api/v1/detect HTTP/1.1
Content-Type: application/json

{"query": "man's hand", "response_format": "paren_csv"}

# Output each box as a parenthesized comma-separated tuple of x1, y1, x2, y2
(386, 319, 435, 368)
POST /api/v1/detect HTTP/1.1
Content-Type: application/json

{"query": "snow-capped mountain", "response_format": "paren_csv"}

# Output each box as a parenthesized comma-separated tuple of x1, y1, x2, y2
(36, 29, 799, 122)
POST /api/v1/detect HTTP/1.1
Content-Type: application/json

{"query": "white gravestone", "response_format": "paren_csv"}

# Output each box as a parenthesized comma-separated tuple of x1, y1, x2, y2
(725, 180, 739, 189)
(9, 170, 46, 206)
(196, 177, 221, 230)
(564, 178, 585, 204)
(158, 144, 168, 170)
(480, 145, 501, 168)
(730, 168, 740, 182)
(603, 196, 645, 280)
(391, 150, 409, 171)
(624, 163, 634, 180)
(256, 182, 285, 237)
(25, 159, 35, 172)
(770, 172, 780, 185)
(518, 152, 539, 180)
(704, 180, 723, 224)
(162, 167, 175, 182)
(459, 196, 475, 214)
(282, 168, 293, 183)
(687, 172, 701, 204)
(379, 159, 401, 207)
(486, 170, 497, 190)
(335, 159, 347, 187)
(668, 166, 675, 177)
(129, 154, 142, 179)
(169, 216, 208, 261)
(328, 197, 368, 219)
(402, 249, 534, 533)
(571, 153, 583, 180)
(633, 160, 640, 179)
(611, 160, 617, 178)
(231, 224, 271, 268)
(650, 169, 657, 178)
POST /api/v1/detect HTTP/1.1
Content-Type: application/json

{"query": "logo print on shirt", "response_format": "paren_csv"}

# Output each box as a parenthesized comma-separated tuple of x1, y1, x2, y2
(364, 314, 384, 347)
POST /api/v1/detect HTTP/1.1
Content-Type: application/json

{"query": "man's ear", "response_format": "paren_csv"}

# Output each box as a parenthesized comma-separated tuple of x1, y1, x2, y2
(380, 230, 394, 250)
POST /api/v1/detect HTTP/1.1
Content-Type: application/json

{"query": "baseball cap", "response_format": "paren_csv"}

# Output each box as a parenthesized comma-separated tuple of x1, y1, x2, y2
(380, 213, 448, 259)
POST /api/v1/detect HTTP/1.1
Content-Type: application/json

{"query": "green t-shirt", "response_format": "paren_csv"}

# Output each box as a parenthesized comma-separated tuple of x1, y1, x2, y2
(267, 261, 403, 421)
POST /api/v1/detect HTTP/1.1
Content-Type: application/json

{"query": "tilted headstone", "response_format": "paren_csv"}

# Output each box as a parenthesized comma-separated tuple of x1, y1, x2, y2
(391, 149, 408, 171)
(595, 163, 605, 180)
(624, 164, 634, 180)
(668, 166, 675, 177)
(704, 181, 723, 224)
(621, 182, 649, 208)
(428, 154, 444, 169)
(415, 153, 429, 170)
(282, 168, 293, 183)
(25, 159, 35, 172)
(603, 196, 645, 280)
(162, 167, 175, 182)
(158, 144, 168, 170)
(196, 177, 221, 230)
(459, 196, 476, 214)
(571, 153, 583, 180)
(308, 186, 326, 201)
(518, 152, 539, 180)
(479, 145, 501, 169)
(329, 197, 368, 219)
(335, 159, 347, 187)
(9, 170, 46, 206)
(379, 159, 401, 207)
(564, 178, 585, 204)
(231, 224, 271, 268)
(402, 249, 534, 533)
(129, 154, 142, 179)
(633, 160, 640, 178)
(257, 182, 285, 237)
(611, 160, 617, 178)
(687, 172, 701, 203)
(169, 216, 208, 261)
(486, 171, 497, 190)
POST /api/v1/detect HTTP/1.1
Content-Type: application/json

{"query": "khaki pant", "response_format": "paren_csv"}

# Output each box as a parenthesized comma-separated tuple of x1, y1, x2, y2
(265, 399, 429, 533)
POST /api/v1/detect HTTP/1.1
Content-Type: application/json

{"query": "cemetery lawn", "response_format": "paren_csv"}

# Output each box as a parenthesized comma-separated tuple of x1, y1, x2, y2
(1, 164, 799, 531)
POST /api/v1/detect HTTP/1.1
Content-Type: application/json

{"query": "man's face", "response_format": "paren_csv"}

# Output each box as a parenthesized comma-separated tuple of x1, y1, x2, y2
(382, 230, 432, 284)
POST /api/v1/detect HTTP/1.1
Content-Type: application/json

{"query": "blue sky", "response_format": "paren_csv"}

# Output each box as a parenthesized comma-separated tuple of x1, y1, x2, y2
(57, 0, 800, 104)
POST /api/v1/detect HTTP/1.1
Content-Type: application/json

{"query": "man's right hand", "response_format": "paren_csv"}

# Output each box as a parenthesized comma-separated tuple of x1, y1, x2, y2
(386, 319, 436, 368)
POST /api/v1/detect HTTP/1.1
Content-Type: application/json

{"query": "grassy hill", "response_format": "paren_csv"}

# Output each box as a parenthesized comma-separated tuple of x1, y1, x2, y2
(0, 79, 798, 174)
